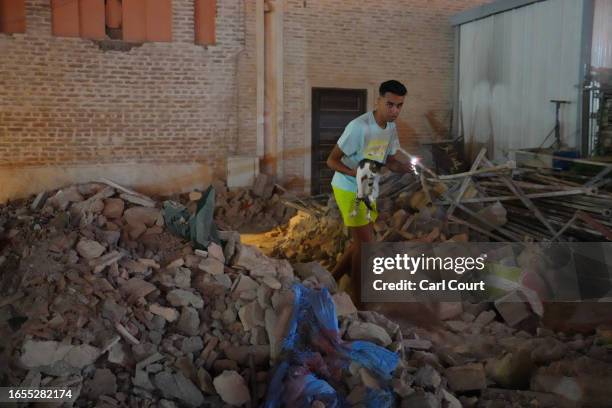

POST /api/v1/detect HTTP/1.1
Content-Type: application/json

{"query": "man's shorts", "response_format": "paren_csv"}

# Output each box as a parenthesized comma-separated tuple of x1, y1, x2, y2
(332, 186, 378, 227)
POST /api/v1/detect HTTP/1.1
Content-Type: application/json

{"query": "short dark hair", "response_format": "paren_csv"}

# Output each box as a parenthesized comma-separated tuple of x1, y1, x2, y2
(379, 80, 407, 97)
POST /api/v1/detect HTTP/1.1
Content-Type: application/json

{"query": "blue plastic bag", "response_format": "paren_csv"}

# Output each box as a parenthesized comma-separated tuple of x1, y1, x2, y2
(264, 284, 399, 408)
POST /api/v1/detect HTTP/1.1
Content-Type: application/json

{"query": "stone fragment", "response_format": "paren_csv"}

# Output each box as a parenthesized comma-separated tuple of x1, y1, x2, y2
(120, 277, 156, 301)
(172, 267, 192, 288)
(124, 206, 160, 227)
(197, 367, 215, 394)
(233, 244, 277, 278)
(177, 307, 200, 336)
(346, 321, 392, 347)
(167, 289, 204, 309)
(90, 250, 124, 273)
(238, 301, 265, 331)
(102, 298, 127, 322)
(189, 191, 202, 201)
(207, 242, 226, 263)
(87, 368, 117, 398)
(445, 363, 487, 392)
(474, 310, 496, 326)
(332, 292, 357, 317)
(121, 193, 156, 208)
(414, 365, 442, 389)
(530, 337, 568, 365)
(153, 371, 204, 407)
(108, 342, 127, 366)
(252, 173, 274, 199)
(223, 345, 269, 366)
(213, 371, 251, 406)
(438, 302, 463, 321)
(494, 291, 534, 326)
(293, 262, 337, 292)
(20, 340, 101, 375)
(103, 198, 125, 219)
(488, 349, 534, 389)
(181, 336, 204, 354)
(262, 275, 281, 290)
(401, 392, 440, 408)
(214, 273, 232, 289)
(133, 369, 155, 391)
(441, 389, 462, 408)
(446, 320, 469, 332)
(149, 303, 179, 322)
(359, 368, 381, 389)
(76, 239, 106, 259)
(198, 257, 224, 276)
(402, 339, 432, 351)
(233, 274, 260, 294)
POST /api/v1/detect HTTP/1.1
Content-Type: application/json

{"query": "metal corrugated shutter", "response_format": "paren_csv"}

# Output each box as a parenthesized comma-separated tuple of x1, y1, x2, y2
(457, 0, 583, 160)
(592, 0, 612, 69)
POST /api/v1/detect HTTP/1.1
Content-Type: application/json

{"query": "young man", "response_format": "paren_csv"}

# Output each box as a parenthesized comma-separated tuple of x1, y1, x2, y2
(326, 80, 413, 306)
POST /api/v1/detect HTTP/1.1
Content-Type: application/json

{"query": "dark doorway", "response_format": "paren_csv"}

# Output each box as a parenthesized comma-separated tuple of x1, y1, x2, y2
(311, 88, 367, 195)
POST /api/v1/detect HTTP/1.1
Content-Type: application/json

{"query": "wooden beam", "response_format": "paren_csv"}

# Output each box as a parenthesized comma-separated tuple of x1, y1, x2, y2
(447, 147, 486, 217)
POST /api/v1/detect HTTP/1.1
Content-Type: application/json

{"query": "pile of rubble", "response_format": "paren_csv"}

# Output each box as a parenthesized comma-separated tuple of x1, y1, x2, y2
(272, 149, 612, 271)
(271, 206, 350, 270)
(0, 181, 456, 406)
(212, 174, 297, 232)
(1, 181, 611, 406)
(271, 174, 472, 270)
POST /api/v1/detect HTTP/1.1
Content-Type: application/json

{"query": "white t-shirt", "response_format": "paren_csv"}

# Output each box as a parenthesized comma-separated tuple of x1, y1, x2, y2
(331, 111, 400, 192)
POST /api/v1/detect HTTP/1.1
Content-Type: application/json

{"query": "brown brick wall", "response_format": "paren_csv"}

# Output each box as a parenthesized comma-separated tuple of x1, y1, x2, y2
(0, 0, 488, 193)
(0, 0, 245, 177)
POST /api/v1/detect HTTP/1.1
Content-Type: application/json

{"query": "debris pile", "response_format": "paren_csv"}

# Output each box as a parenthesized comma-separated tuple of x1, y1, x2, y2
(369, 149, 612, 243)
(273, 149, 612, 270)
(212, 174, 297, 232)
(1, 181, 611, 406)
(271, 206, 350, 270)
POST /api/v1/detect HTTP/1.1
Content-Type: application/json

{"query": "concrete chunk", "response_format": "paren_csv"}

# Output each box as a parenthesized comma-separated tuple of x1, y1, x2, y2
(445, 363, 487, 391)
(213, 370, 251, 406)
(346, 321, 392, 347)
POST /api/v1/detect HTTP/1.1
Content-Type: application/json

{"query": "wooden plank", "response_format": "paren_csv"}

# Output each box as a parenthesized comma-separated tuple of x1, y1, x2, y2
(0, 0, 26, 33)
(51, 0, 80, 37)
(122, 0, 147, 42)
(195, 0, 216, 45)
(482, 157, 558, 238)
(79, 0, 105, 39)
(146, 0, 172, 42)
(576, 211, 612, 241)
(447, 147, 486, 217)
(438, 188, 591, 204)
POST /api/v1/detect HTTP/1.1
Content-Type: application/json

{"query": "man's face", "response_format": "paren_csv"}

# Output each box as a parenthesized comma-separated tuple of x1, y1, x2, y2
(377, 92, 405, 122)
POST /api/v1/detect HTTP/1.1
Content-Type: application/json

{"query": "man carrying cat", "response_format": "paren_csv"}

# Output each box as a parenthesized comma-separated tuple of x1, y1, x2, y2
(326, 79, 414, 307)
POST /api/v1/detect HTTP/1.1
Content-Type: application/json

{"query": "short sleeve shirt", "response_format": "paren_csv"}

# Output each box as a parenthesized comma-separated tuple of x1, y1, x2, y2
(331, 111, 400, 192)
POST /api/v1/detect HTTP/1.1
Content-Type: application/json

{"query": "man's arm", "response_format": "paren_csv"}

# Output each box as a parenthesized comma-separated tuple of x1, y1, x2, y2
(385, 152, 413, 174)
(326, 145, 357, 177)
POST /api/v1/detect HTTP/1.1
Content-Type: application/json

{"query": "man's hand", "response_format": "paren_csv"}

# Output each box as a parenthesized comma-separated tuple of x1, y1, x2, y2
(386, 152, 415, 174)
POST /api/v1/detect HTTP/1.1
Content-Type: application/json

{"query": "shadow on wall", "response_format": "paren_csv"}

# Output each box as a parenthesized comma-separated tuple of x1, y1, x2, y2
(0, 163, 213, 203)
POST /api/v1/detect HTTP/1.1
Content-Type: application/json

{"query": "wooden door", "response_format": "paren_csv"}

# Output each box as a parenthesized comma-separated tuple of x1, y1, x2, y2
(311, 88, 367, 195)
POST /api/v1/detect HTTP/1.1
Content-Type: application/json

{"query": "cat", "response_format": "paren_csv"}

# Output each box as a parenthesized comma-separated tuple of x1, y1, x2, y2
(350, 159, 381, 221)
